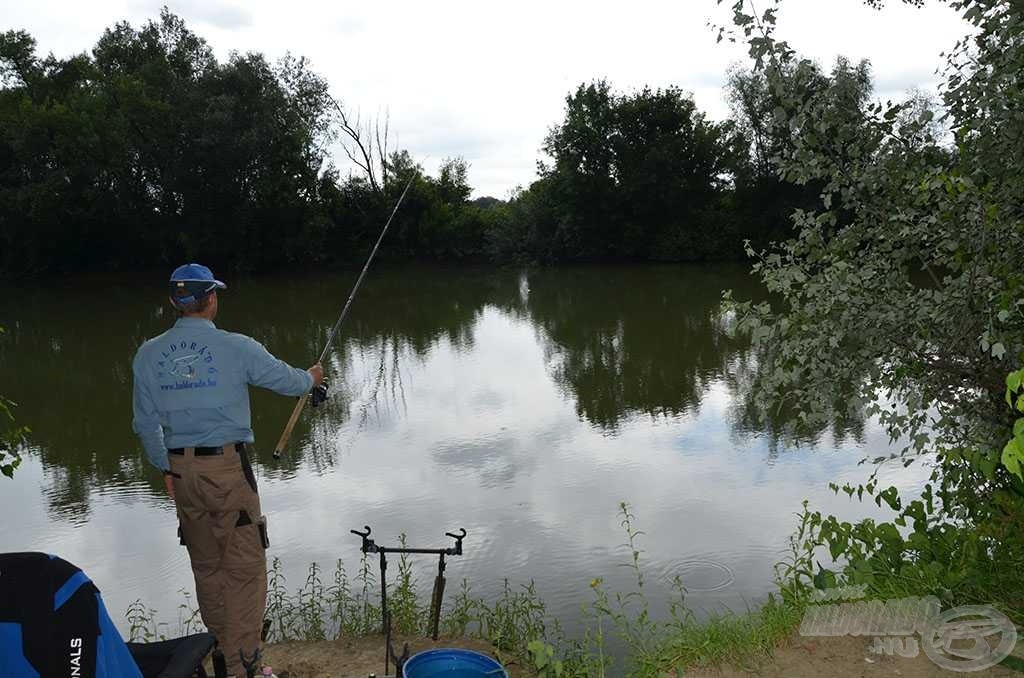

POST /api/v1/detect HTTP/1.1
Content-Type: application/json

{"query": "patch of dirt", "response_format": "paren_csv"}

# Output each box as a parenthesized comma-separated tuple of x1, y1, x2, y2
(682, 634, 1022, 677)
(258, 635, 527, 678)
(221, 633, 1022, 677)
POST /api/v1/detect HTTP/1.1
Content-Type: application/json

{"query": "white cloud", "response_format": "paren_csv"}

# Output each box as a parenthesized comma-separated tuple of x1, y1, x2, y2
(137, 0, 253, 30)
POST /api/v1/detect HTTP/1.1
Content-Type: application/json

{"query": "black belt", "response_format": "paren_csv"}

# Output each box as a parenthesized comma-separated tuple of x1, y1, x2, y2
(168, 442, 244, 456)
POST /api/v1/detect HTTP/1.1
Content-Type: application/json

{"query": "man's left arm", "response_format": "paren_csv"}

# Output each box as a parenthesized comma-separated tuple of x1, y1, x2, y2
(243, 337, 315, 396)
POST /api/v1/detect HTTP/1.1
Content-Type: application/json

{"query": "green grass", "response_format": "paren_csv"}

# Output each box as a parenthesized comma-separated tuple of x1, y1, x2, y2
(160, 504, 808, 677)
(126, 507, 811, 676)
(133, 498, 1023, 676)
(649, 596, 804, 673)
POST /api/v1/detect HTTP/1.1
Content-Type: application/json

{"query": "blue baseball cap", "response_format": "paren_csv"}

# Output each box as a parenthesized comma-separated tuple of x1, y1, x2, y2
(168, 263, 227, 307)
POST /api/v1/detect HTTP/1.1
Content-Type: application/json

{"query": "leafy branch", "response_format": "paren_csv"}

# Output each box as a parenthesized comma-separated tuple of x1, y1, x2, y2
(0, 326, 28, 478)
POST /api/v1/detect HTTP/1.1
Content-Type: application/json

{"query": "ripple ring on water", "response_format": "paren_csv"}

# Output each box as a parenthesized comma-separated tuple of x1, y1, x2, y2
(670, 559, 736, 592)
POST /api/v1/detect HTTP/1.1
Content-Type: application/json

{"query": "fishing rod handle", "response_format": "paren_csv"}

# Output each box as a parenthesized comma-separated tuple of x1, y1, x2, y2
(273, 392, 310, 458)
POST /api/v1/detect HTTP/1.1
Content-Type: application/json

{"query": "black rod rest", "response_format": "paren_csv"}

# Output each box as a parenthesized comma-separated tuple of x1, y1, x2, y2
(350, 526, 467, 677)
(351, 525, 466, 556)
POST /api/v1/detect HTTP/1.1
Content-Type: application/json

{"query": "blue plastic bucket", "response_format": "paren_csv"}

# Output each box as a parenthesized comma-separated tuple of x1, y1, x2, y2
(402, 648, 508, 678)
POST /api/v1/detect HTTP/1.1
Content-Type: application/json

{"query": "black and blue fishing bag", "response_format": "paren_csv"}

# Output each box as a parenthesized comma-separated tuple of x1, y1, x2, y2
(0, 552, 216, 678)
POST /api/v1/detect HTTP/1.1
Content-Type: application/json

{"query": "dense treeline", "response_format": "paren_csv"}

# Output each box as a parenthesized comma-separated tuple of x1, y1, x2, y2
(0, 12, 337, 273)
(495, 76, 819, 262)
(1, 10, 877, 275)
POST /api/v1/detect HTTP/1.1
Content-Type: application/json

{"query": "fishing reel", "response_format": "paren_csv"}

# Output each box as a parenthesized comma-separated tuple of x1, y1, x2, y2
(310, 378, 329, 408)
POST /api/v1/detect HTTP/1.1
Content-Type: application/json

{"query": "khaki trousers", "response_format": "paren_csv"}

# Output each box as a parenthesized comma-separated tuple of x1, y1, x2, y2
(169, 444, 267, 677)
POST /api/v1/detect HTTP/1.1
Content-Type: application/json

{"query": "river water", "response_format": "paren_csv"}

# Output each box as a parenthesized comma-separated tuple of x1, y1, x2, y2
(0, 265, 921, 637)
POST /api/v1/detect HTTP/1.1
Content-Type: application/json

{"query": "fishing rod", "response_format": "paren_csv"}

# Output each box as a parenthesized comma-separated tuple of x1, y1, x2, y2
(272, 173, 416, 460)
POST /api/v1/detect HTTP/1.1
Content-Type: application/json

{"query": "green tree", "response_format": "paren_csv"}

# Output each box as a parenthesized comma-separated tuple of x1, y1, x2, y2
(437, 156, 471, 204)
(537, 81, 738, 261)
(0, 10, 336, 276)
(724, 64, 833, 251)
(721, 0, 1024, 612)
(505, 79, 797, 264)
(539, 80, 620, 259)
(613, 86, 735, 260)
(486, 181, 554, 262)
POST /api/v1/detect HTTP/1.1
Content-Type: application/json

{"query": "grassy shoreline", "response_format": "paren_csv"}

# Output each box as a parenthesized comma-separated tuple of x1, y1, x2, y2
(126, 501, 1023, 676)
(128, 504, 814, 676)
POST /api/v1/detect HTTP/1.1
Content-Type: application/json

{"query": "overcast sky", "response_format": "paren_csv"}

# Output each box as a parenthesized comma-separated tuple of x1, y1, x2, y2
(5, 0, 968, 197)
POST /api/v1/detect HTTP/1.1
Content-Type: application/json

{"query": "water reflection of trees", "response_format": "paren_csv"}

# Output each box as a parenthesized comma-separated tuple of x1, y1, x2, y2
(0, 278, 167, 520)
(514, 266, 868, 446)
(0, 268, 522, 516)
(0, 265, 866, 517)
(723, 348, 868, 457)
(513, 266, 763, 430)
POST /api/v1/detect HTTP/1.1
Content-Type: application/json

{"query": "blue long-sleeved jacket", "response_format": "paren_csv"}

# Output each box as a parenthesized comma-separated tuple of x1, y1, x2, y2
(132, 317, 313, 471)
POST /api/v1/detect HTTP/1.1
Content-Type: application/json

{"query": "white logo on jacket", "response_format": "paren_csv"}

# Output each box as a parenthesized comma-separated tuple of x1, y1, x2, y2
(70, 637, 83, 676)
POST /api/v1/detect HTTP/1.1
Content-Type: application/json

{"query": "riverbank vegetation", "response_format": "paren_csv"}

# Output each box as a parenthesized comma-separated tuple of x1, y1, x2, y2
(2, 9, 818, 276)
(128, 503, 809, 675)
(0, 326, 27, 477)
(720, 0, 1024, 633)
(0, 393, 24, 477)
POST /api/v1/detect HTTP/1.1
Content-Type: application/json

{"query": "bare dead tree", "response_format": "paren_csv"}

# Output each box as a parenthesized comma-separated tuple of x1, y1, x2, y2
(331, 98, 393, 196)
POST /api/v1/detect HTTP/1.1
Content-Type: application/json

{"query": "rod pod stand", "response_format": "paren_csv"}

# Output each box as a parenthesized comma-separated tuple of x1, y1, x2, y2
(351, 525, 467, 677)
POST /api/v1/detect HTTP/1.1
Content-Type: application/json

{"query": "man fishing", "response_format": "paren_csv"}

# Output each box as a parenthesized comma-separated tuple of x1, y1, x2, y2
(132, 263, 325, 677)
